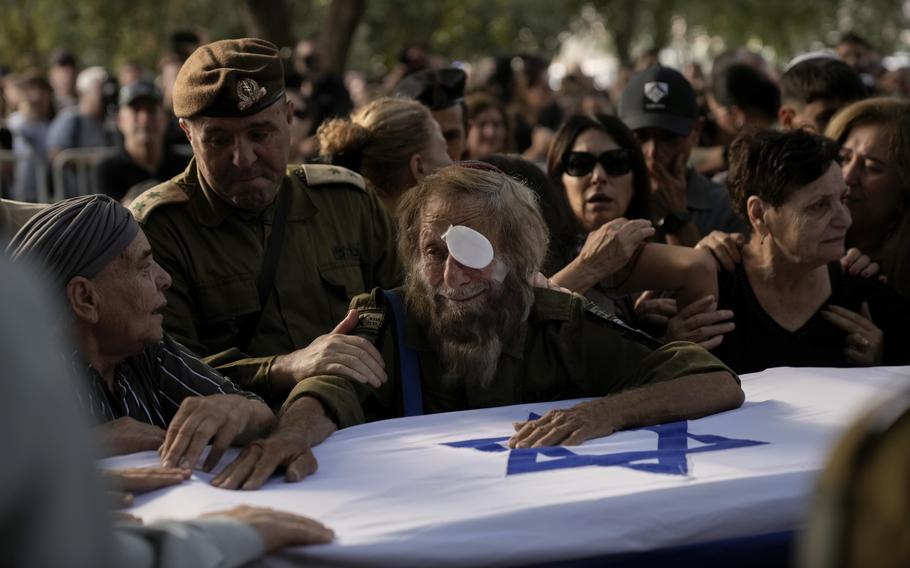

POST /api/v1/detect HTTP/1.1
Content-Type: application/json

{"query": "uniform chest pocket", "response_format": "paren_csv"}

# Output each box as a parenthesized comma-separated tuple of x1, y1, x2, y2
(318, 261, 367, 300)
(194, 274, 260, 325)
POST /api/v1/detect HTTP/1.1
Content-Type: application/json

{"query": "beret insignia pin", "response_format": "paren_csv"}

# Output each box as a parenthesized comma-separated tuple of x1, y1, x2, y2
(236, 77, 267, 111)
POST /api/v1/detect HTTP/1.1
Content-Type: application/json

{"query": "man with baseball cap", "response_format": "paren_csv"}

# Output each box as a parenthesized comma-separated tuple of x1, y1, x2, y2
(96, 80, 190, 202)
(619, 66, 746, 247)
(130, 38, 401, 407)
(397, 67, 468, 160)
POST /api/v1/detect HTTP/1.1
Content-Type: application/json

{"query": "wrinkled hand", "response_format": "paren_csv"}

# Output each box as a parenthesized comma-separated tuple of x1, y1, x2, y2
(201, 506, 334, 552)
(634, 291, 678, 330)
(821, 302, 884, 365)
(530, 271, 571, 293)
(666, 295, 735, 350)
(508, 399, 614, 448)
(840, 248, 886, 283)
(648, 153, 688, 214)
(272, 310, 387, 388)
(160, 394, 269, 472)
(212, 431, 318, 490)
(95, 417, 166, 456)
(577, 218, 654, 281)
(102, 466, 191, 508)
(695, 231, 746, 272)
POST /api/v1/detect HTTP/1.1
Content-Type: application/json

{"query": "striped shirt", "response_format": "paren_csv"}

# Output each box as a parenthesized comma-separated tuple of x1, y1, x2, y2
(73, 334, 264, 428)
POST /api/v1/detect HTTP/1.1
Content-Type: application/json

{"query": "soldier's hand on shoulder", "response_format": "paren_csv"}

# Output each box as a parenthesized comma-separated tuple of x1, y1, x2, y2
(270, 310, 387, 389)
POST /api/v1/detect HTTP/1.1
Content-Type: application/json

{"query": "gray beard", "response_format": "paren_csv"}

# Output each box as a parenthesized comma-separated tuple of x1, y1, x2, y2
(405, 269, 534, 390)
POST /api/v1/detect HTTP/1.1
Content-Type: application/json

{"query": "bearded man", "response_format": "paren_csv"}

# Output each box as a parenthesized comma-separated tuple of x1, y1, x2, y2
(212, 164, 744, 490)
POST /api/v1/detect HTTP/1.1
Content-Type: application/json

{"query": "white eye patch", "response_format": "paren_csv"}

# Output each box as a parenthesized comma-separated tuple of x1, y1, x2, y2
(440, 224, 509, 282)
(441, 225, 493, 269)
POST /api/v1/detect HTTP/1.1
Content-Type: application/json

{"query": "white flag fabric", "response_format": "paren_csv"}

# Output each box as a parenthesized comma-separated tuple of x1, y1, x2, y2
(105, 365, 910, 567)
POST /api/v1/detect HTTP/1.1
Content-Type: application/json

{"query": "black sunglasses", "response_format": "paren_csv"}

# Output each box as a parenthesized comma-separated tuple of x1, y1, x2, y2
(563, 149, 633, 177)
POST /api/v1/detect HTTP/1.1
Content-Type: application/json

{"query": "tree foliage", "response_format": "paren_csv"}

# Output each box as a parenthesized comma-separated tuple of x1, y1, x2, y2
(0, 0, 905, 74)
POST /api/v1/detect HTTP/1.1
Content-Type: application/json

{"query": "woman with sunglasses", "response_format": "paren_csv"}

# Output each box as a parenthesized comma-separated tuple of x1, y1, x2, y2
(545, 113, 717, 327)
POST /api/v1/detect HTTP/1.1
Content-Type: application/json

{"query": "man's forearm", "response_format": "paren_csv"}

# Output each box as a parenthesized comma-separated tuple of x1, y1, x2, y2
(598, 371, 743, 431)
(276, 396, 337, 449)
(235, 398, 278, 445)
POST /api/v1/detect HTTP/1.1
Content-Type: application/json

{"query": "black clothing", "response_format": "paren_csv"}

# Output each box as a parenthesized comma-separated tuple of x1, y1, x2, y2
(95, 145, 189, 201)
(713, 262, 910, 374)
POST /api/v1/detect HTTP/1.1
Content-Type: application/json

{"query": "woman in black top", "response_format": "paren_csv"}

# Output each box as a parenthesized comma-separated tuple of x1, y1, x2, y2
(679, 129, 910, 374)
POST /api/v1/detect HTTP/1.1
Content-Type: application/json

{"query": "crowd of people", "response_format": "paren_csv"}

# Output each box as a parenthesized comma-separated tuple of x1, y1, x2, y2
(2, 26, 909, 568)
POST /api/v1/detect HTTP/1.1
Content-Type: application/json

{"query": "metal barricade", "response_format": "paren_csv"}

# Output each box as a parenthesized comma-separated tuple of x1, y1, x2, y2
(51, 146, 118, 202)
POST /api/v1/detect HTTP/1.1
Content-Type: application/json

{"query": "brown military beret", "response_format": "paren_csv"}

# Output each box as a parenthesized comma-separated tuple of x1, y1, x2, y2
(172, 38, 285, 118)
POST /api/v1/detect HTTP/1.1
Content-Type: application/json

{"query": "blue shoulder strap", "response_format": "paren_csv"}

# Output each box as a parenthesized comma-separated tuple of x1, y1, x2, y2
(381, 290, 424, 417)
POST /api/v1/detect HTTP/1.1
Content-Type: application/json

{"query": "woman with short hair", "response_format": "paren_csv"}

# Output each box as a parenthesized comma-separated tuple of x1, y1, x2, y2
(685, 129, 910, 373)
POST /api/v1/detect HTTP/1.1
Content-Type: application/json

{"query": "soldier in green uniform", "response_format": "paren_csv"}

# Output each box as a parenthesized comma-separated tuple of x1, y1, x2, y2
(130, 38, 401, 405)
(211, 164, 744, 490)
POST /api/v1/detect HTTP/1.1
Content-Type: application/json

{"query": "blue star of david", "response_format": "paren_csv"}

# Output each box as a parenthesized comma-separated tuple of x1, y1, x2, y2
(441, 414, 768, 476)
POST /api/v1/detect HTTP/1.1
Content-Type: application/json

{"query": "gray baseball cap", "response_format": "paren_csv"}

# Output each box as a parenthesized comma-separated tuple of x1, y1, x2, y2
(618, 66, 698, 136)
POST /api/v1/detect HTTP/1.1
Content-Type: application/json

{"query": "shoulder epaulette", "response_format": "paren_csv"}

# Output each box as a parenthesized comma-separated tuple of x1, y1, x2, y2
(293, 164, 366, 191)
(129, 182, 190, 223)
(581, 297, 663, 349)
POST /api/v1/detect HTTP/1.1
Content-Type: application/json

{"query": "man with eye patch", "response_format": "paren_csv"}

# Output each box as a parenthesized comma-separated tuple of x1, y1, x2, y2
(128, 38, 402, 407)
(619, 66, 747, 247)
(212, 164, 744, 490)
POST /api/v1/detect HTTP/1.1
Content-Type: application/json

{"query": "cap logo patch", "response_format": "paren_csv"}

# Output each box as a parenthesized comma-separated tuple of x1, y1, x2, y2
(644, 81, 669, 104)
(236, 78, 267, 111)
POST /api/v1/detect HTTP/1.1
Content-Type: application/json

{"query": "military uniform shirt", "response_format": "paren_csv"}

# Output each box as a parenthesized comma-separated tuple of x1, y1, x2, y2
(73, 334, 263, 428)
(283, 287, 737, 428)
(131, 160, 402, 403)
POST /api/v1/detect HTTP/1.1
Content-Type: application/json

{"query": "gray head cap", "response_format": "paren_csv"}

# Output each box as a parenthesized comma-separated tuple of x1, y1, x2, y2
(7, 195, 139, 289)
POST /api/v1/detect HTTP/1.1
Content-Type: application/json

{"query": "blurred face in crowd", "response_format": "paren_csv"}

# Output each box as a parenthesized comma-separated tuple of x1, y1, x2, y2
(21, 83, 54, 120)
(634, 126, 695, 172)
(118, 98, 167, 149)
(159, 61, 182, 110)
(181, 99, 292, 211)
(782, 99, 846, 134)
(840, 123, 904, 232)
(706, 95, 741, 139)
(80, 81, 106, 117)
(49, 64, 76, 98)
(758, 163, 852, 266)
(562, 128, 634, 232)
(431, 104, 466, 161)
(466, 107, 506, 159)
(521, 77, 553, 114)
(85, 231, 172, 358)
(837, 42, 873, 75)
(416, 119, 452, 178)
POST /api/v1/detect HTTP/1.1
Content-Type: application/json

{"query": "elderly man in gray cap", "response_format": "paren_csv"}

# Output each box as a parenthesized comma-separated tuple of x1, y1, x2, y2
(7, 195, 275, 471)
